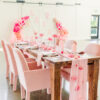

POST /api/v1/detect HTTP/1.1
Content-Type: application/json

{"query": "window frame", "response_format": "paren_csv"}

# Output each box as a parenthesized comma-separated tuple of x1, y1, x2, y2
(91, 15, 100, 39)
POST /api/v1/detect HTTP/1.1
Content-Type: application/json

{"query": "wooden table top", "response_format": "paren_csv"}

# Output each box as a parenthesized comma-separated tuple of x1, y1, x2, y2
(43, 54, 100, 64)
(26, 49, 100, 65)
(26, 49, 58, 57)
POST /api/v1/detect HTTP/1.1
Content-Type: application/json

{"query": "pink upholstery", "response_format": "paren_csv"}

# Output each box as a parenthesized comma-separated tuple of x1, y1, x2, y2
(64, 40, 77, 52)
(84, 43, 100, 56)
(13, 48, 51, 100)
(85, 43, 100, 79)
(5, 43, 18, 91)
(1, 40, 9, 78)
(3, 41, 42, 92)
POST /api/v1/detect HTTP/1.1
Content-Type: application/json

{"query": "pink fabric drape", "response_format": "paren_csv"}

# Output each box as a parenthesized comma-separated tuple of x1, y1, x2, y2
(37, 53, 43, 66)
(69, 59, 88, 100)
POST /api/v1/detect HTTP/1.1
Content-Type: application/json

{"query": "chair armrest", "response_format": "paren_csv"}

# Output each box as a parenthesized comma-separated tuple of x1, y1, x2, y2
(24, 68, 51, 91)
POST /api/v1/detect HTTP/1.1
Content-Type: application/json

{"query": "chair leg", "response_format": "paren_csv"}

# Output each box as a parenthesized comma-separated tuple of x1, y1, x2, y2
(10, 72, 13, 85)
(6, 65, 9, 79)
(26, 91, 30, 100)
(21, 85, 25, 99)
(13, 75, 17, 91)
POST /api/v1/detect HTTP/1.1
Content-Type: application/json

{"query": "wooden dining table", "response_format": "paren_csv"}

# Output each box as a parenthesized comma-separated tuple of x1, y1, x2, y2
(26, 49, 100, 100)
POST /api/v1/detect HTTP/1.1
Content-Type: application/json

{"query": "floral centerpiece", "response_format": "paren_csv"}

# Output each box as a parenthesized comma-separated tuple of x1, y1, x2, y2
(13, 16, 29, 40)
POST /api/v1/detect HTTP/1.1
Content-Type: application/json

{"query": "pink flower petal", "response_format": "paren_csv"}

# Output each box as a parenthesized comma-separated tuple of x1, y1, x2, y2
(61, 51, 64, 54)
(78, 66, 83, 70)
(56, 23, 62, 30)
(75, 85, 80, 91)
(53, 34, 58, 38)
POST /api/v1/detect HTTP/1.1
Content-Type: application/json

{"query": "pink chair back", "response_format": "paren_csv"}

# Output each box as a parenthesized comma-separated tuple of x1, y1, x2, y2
(64, 40, 77, 52)
(1, 40, 9, 68)
(5, 43, 18, 75)
(85, 43, 100, 56)
(13, 48, 50, 92)
(13, 48, 29, 89)
(1, 40, 9, 78)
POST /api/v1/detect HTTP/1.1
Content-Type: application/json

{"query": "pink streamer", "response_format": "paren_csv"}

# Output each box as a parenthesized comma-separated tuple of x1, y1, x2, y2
(69, 59, 88, 100)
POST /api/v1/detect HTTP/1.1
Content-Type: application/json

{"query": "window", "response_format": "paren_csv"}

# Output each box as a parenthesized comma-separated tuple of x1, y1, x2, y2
(91, 15, 100, 39)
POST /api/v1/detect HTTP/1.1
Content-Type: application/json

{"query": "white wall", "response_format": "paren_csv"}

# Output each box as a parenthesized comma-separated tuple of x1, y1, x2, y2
(0, 0, 100, 44)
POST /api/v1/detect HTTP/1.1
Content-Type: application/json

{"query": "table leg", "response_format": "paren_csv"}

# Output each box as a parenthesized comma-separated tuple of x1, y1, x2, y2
(49, 63, 61, 100)
(88, 60, 99, 100)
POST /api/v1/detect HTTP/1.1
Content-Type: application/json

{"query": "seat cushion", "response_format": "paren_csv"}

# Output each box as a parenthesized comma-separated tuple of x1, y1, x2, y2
(28, 61, 42, 70)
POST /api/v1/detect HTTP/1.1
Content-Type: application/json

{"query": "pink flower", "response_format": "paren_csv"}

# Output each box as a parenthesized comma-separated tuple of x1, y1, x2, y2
(13, 16, 29, 33)
(15, 22, 20, 27)
(61, 51, 64, 54)
(48, 37, 53, 41)
(24, 16, 29, 20)
(13, 23, 21, 33)
(75, 85, 80, 91)
(13, 27, 20, 33)
(52, 49, 56, 52)
(48, 47, 52, 50)
(35, 36, 38, 39)
(52, 34, 58, 38)
(78, 66, 83, 70)
(56, 23, 62, 30)
(68, 54, 74, 58)
(40, 33, 44, 37)
(71, 76, 77, 81)
(34, 32, 37, 35)
(21, 16, 29, 20)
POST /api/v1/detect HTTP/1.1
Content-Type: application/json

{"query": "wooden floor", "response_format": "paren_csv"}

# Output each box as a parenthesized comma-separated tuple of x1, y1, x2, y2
(0, 39, 100, 100)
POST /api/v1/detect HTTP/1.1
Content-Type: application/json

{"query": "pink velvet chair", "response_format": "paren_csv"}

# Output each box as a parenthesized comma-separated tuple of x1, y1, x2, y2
(1, 40, 9, 79)
(62, 43, 100, 80)
(84, 43, 100, 79)
(5, 42, 42, 91)
(84, 43, 100, 56)
(64, 40, 77, 52)
(13, 48, 51, 100)
(5, 43, 18, 91)
(19, 48, 42, 70)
